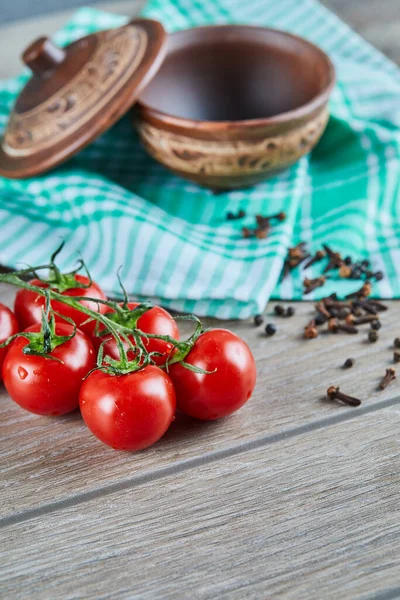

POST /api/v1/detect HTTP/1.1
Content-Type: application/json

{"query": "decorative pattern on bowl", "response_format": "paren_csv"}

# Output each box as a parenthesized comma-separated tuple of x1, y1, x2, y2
(136, 107, 329, 189)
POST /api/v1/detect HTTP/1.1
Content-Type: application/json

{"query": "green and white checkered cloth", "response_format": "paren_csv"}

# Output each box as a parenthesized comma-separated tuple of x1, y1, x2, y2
(1, 0, 400, 319)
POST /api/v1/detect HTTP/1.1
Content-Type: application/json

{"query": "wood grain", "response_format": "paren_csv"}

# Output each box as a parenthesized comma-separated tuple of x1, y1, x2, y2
(2, 408, 400, 600)
(1, 4, 400, 598)
(1, 282, 400, 520)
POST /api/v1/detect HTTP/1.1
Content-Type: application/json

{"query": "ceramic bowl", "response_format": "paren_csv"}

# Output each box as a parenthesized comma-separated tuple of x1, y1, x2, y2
(134, 25, 335, 190)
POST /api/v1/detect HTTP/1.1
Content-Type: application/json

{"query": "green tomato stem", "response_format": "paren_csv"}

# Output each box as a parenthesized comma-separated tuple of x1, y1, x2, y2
(0, 271, 209, 376)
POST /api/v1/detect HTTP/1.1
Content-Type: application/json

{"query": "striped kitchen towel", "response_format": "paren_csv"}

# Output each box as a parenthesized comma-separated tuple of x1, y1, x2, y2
(0, 0, 400, 319)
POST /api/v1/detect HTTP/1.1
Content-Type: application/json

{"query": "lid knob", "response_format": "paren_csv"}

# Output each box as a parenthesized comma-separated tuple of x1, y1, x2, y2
(22, 37, 67, 76)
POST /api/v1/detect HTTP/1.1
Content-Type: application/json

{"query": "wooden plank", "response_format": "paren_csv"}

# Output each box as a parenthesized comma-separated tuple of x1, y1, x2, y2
(323, 0, 400, 65)
(2, 408, 400, 599)
(1, 282, 400, 519)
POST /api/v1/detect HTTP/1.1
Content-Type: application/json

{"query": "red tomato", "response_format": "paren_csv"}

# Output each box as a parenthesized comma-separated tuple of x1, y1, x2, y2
(14, 274, 107, 336)
(80, 366, 176, 451)
(169, 329, 256, 420)
(0, 304, 19, 381)
(3, 323, 95, 416)
(93, 302, 179, 366)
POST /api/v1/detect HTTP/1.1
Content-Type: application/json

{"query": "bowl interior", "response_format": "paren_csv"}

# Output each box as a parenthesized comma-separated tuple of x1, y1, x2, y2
(137, 26, 333, 122)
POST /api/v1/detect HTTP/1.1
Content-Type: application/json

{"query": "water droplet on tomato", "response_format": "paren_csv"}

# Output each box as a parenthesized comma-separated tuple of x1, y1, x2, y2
(18, 366, 28, 380)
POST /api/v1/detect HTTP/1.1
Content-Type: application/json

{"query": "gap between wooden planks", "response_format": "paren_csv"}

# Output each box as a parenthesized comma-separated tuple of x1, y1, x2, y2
(2, 408, 400, 600)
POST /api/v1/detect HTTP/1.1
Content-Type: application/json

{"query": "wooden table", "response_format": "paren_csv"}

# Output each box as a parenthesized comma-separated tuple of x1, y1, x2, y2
(2, 2, 400, 598)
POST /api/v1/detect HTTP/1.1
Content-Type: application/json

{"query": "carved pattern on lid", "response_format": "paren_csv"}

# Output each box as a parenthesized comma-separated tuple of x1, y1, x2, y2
(4, 25, 147, 157)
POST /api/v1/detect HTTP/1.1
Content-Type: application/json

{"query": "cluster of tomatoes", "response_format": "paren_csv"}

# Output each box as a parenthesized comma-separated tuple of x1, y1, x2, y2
(0, 266, 256, 452)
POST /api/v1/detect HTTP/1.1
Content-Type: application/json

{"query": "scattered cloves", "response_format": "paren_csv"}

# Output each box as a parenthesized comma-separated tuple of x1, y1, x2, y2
(378, 368, 396, 390)
(254, 314, 264, 326)
(394, 351, 400, 364)
(327, 385, 362, 407)
(395, 338, 400, 349)
(274, 305, 285, 316)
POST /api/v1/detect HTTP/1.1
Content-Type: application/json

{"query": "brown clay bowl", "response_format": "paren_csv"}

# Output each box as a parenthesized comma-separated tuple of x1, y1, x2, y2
(134, 25, 335, 190)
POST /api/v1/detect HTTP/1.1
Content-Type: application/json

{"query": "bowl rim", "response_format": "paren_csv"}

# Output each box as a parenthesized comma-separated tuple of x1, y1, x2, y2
(135, 24, 336, 130)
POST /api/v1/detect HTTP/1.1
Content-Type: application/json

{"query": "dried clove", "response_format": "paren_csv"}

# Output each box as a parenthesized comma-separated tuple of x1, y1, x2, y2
(328, 318, 358, 334)
(379, 368, 396, 390)
(289, 242, 307, 259)
(367, 300, 388, 312)
(314, 313, 328, 326)
(255, 227, 269, 240)
(242, 227, 253, 239)
(337, 308, 351, 320)
(304, 320, 318, 339)
(395, 338, 400, 349)
(322, 244, 344, 273)
(304, 249, 326, 269)
(243, 225, 270, 239)
(303, 276, 327, 294)
(351, 304, 364, 317)
(256, 211, 286, 229)
(345, 314, 378, 326)
(339, 265, 353, 279)
(327, 386, 362, 407)
(358, 300, 378, 315)
(315, 300, 331, 319)
(254, 314, 264, 326)
(283, 243, 309, 278)
(394, 351, 400, 363)
(346, 281, 372, 299)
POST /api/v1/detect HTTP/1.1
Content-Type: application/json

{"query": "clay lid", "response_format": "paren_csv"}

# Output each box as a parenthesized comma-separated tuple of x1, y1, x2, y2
(0, 19, 167, 179)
